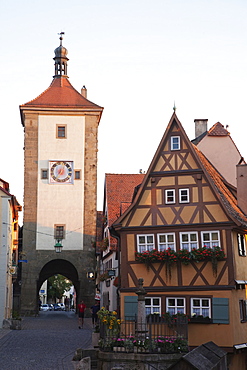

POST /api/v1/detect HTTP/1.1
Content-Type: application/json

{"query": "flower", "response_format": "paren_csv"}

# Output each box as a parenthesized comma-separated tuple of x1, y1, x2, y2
(135, 246, 225, 276)
(97, 307, 121, 336)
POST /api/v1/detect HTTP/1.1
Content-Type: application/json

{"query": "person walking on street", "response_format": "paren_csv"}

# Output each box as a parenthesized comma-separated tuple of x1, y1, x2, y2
(91, 300, 100, 327)
(78, 300, 86, 329)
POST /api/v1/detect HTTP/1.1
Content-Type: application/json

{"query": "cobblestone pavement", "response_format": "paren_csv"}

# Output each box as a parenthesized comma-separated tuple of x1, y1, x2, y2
(0, 311, 93, 370)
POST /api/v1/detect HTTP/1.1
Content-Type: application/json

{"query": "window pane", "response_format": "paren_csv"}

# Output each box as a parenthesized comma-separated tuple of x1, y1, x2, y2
(57, 126, 65, 137)
(190, 234, 197, 241)
(193, 308, 200, 316)
(202, 299, 209, 307)
(203, 233, 210, 241)
(177, 299, 184, 306)
(159, 235, 166, 243)
(147, 236, 153, 243)
(153, 307, 160, 313)
(177, 307, 185, 314)
(168, 299, 175, 306)
(182, 234, 189, 242)
(153, 299, 160, 306)
(212, 233, 218, 241)
(146, 307, 151, 315)
(139, 236, 145, 244)
(168, 308, 175, 315)
(193, 299, 200, 307)
(202, 308, 209, 317)
(145, 298, 151, 305)
(167, 235, 174, 243)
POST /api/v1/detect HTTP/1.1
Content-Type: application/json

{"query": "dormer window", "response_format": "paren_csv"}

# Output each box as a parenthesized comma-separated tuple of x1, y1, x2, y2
(171, 136, 180, 150)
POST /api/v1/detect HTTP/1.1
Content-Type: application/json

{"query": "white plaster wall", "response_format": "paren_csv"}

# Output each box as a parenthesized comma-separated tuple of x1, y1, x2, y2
(36, 115, 85, 250)
(0, 195, 12, 326)
(197, 136, 241, 187)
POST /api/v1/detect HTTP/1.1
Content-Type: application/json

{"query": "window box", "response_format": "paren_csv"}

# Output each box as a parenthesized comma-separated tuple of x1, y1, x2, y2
(189, 316, 212, 324)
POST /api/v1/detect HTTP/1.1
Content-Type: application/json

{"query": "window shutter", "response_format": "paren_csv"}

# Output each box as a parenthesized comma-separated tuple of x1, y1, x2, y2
(212, 298, 229, 324)
(124, 296, 138, 321)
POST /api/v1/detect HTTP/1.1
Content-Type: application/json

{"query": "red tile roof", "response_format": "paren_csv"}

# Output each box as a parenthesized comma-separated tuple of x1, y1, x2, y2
(20, 77, 103, 110)
(105, 174, 145, 227)
(104, 174, 145, 249)
(194, 145, 247, 226)
(208, 122, 229, 136)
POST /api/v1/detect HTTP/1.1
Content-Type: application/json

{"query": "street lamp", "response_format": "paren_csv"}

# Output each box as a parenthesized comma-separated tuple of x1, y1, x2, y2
(54, 240, 63, 253)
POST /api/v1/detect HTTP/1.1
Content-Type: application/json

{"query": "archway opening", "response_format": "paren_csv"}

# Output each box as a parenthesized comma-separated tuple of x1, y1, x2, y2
(37, 259, 80, 312)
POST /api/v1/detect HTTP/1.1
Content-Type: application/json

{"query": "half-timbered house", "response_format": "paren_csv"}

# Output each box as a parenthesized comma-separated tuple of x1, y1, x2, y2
(111, 112, 247, 368)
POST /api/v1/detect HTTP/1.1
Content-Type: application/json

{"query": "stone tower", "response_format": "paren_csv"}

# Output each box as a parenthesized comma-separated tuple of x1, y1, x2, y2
(19, 34, 103, 314)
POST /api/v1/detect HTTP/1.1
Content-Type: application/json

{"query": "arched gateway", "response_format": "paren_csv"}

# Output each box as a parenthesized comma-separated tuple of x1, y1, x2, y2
(19, 34, 103, 315)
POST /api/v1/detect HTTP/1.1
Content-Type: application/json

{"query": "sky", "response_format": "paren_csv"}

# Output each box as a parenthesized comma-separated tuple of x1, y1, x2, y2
(1, 0, 247, 223)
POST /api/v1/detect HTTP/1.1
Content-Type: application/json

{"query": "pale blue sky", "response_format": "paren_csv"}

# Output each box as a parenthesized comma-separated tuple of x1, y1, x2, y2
(1, 0, 247, 220)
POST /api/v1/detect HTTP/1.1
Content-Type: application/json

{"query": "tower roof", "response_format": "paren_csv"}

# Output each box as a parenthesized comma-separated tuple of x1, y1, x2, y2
(20, 33, 103, 122)
(20, 77, 102, 109)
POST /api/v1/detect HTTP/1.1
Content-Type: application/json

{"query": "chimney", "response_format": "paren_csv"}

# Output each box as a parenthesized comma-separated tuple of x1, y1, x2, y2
(81, 86, 87, 98)
(237, 163, 247, 215)
(194, 119, 208, 139)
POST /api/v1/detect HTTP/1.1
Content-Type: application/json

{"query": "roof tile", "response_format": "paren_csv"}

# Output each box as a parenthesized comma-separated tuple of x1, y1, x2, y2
(20, 77, 102, 109)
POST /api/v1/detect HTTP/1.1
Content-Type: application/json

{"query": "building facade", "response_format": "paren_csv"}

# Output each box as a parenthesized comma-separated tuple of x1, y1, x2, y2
(19, 35, 103, 314)
(0, 179, 21, 326)
(111, 113, 247, 368)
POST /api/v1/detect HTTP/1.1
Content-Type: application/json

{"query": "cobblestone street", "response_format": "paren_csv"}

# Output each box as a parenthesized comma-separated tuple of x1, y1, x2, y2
(0, 311, 93, 370)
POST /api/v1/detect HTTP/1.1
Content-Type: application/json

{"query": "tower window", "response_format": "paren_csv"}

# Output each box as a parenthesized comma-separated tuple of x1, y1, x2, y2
(54, 225, 65, 240)
(56, 125, 67, 138)
(75, 170, 81, 180)
(41, 169, 48, 179)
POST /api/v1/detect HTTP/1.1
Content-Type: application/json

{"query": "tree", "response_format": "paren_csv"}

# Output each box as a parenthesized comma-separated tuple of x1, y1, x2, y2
(47, 274, 72, 301)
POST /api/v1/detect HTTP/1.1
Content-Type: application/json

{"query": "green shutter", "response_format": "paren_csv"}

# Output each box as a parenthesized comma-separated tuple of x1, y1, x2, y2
(124, 296, 138, 321)
(212, 298, 229, 324)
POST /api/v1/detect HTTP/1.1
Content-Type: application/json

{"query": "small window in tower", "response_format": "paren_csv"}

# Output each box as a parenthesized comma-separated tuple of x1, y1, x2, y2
(75, 170, 81, 180)
(41, 169, 48, 179)
(54, 225, 65, 240)
(56, 125, 67, 139)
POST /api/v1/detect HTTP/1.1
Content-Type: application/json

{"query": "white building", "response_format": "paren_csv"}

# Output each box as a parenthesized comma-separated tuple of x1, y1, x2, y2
(0, 178, 21, 326)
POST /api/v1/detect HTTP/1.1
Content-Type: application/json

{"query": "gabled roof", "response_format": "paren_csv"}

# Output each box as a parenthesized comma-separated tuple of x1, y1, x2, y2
(113, 112, 247, 229)
(104, 173, 145, 227)
(194, 145, 247, 226)
(208, 122, 229, 136)
(20, 77, 103, 110)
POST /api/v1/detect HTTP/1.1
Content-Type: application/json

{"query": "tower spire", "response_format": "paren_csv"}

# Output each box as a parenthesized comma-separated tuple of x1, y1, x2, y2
(53, 32, 69, 78)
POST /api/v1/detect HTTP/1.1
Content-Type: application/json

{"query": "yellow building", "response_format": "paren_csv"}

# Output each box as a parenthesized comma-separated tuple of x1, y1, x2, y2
(111, 112, 247, 369)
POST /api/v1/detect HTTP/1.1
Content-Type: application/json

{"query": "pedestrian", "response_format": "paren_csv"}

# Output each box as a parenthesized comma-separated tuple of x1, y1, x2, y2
(78, 300, 86, 329)
(91, 300, 100, 326)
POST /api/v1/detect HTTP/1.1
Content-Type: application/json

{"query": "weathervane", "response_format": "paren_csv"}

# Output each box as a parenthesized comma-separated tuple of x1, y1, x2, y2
(58, 31, 65, 45)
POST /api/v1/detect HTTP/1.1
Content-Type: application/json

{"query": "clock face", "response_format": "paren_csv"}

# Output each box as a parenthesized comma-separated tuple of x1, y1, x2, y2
(49, 161, 73, 183)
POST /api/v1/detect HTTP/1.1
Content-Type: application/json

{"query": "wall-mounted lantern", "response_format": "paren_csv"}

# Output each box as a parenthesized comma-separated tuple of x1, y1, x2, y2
(54, 240, 63, 253)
